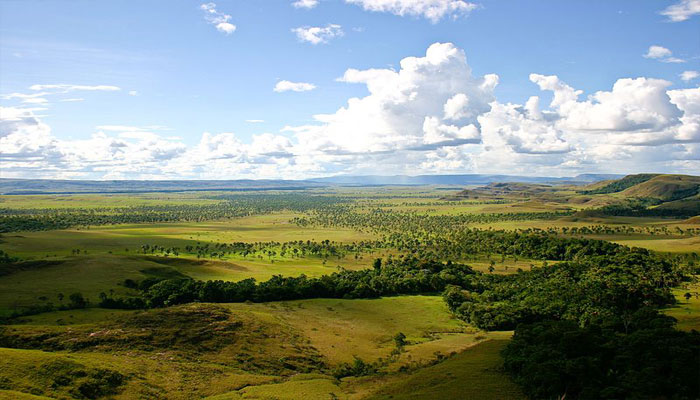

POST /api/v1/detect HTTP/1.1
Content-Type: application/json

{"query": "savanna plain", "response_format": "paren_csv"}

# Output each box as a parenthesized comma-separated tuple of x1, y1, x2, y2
(0, 174, 699, 399)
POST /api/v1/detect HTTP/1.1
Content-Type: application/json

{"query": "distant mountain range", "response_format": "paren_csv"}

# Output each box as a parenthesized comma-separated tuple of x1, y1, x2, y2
(309, 174, 623, 186)
(0, 174, 624, 195)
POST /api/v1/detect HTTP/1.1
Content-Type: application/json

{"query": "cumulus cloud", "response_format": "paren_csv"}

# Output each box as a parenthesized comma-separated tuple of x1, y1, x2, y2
(200, 3, 236, 34)
(660, 0, 700, 22)
(292, 0, 319, 9)
(4, 42, 700, 179)
(292, 24, 343, 44)
(681, 70, 700, 81)
(345, 0, 478, 23)
(531, 74, 683, 132)
(290, 42, 496, 155)
(274, 80, 316, 92)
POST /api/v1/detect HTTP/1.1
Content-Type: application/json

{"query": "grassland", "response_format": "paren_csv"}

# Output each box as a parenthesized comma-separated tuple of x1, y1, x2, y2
(0, 180, 698, 399)
(0, 297, 513, 399)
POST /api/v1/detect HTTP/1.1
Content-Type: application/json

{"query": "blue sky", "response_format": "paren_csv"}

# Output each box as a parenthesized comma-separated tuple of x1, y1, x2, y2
(1, 0, 699, 179)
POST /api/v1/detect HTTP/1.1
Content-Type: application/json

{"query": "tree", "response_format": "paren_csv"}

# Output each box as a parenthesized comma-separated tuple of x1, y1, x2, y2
(393, 332, 407, 350)
(69, 292, 88, 309)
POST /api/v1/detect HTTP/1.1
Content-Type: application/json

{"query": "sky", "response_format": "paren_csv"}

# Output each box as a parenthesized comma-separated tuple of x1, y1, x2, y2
(0, 0, 699, 180)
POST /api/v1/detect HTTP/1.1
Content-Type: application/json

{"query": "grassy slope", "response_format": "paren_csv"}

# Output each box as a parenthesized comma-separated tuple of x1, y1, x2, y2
(621, 174, 700, 201)
(360, 340, 524, 400)
(224, 296, 505, 366)
(1, 297, 516, 399)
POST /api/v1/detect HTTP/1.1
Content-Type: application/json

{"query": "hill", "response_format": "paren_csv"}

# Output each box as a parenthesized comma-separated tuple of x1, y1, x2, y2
(621, 174, 700, 201)
(580, 174, 659, 195)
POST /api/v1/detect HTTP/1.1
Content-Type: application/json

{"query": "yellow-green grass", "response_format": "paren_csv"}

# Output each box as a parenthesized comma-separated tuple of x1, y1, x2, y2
(0, 390, 54, 400)
(0, 213, 375, 259)
(13, 307, 135, 326)
(0, 346, 277, 400)
(466, 258, 545, 275)
(350, 340, 524, 400)
(1, 297, 509, 399)
(0, 253, 381, 316)
(225, 296, 502, 367)
(665, 279, 700, 331)
(0, 192, 222, 209)
(612, 236, 700, 253)
(207, 375, 346, 400)
(0, 256, 143, 316)
(160, 256, 371, 282)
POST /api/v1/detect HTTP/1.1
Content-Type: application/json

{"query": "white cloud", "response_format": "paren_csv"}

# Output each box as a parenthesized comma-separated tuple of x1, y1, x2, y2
(660, 0, 700, 22)
(60, 98, 85, 102)
(274, 80, 316, 92)
(292, 0, 319, 9)
(290, 42, 496, 155)
(681, 70, 700, 81)
(644, 45, 672, 59)
(2, 92, 49, 104)
(246, 119, 265, 123)
(530, 74, 683, 132)
(128, 90, 139, 96)
(643, 45, 685, 63)
(345, 0, 478, 23)
(292, 24, 343, 44)
(2, 84, 121, 107)
(479, 101, 571, 154)
(200, 3, 236, 35)
(29, 84, 121, 92)
(4, 43, 700, 179)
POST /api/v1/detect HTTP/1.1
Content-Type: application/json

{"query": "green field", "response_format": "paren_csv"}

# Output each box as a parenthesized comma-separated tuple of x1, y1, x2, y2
(0, 180, 698, 399)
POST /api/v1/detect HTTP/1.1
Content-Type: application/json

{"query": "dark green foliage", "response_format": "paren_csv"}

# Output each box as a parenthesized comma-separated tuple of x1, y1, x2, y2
(588, 198, 700, 218)
(123, 278, 138, 289)
(121, 257, 477, 308)
(37, 359, 126, 399)
(446, 247, 680, 330)
(332, 357, 379, 379)
(0, 194, 347, 232)
(502, 310, 700, 400)
(580, 174, 657, 195)
(393, 332, 406, 350)
(0, 249, 20, 265)
(68, 292, 88, 309)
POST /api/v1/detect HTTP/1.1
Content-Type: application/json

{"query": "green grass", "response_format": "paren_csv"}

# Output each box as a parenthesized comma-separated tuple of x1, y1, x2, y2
(665, 279, 700, 332)
(612, 236, 700, 253)
(208, 375, 345, 400)
(225, 296, 503, 366)
(0, 253, 381, 317)
(0, 213, 375, 258)
(0, 192, 223, 209)
(0, 298, 518, 399)
(359, 340, 524, 400)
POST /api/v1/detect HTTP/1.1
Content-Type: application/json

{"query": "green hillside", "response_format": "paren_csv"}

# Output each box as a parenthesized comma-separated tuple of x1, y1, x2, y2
(621, 174, 700, 201)
(580, 174, 658, 195)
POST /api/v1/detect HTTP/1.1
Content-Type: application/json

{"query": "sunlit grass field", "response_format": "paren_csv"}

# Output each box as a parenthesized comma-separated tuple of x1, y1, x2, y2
(0, 186, 698, 399)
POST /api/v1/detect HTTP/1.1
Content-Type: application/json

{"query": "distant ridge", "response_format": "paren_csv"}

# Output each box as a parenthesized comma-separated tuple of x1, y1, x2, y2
(0, 174, 623, 194)
(0, 179, 323, 195)
(309, 174, 623, 186)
